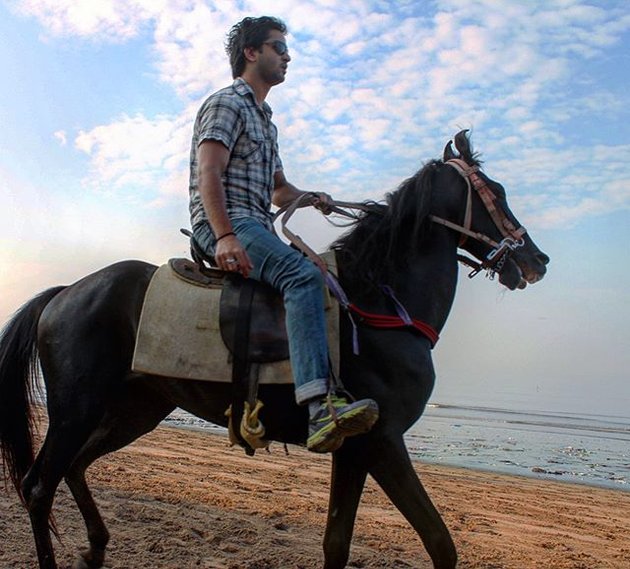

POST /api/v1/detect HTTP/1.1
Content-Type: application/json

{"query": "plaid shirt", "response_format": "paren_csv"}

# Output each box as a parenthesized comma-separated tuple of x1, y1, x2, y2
(189, 78, 283, 233)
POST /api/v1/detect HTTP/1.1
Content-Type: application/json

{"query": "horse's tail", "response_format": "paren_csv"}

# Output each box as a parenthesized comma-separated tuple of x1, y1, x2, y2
(0, 286, 66, 502)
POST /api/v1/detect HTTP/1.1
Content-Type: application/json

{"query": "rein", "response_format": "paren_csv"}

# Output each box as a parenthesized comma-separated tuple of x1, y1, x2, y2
(275, 194, 371, 271)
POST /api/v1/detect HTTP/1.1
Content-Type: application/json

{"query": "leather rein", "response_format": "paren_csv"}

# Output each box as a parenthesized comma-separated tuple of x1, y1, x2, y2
(273, 158, 526, 350)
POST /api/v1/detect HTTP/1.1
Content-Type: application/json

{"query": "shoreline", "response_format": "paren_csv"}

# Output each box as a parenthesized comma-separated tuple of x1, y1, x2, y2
(168, 422, 627, 495)
(164, 417, 630, 493)
(2, 423, 630, 568)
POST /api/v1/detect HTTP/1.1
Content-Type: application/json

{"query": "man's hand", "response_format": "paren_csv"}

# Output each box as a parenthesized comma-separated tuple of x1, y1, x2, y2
(272, 171, 334, 214)
(310, 191, 334, 215)
(215, 234, 253, 278)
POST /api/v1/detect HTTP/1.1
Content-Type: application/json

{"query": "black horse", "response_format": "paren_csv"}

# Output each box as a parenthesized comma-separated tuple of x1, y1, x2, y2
(0, 132, 549, 569)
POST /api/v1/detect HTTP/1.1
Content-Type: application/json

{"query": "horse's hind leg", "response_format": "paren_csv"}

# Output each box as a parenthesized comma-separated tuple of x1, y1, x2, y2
(22, 419, 101, 569)
(367, 436, 457, 569)
(65, 386, 175, 569)
(323, 449, 368, 569)
(21, 450, 58, 569)
(64, 468, 109, 569)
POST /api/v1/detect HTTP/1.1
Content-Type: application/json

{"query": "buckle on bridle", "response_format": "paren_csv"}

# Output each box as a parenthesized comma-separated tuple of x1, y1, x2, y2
(486, 237, 525, 261)
(463, 237, 525, 280)
(484, 237, 525, 278)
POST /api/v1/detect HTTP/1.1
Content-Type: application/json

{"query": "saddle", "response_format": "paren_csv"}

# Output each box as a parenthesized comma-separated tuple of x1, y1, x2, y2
(220, 274, 290, 363)
(169, 258, 290, 363)
(134, 249, 340, 455)
(169, 258, 290, 455)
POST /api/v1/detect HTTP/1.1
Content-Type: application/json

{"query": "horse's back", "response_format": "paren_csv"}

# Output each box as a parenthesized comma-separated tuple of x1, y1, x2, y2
(38, 260, 158, 370)
(42, 259, 156, 315)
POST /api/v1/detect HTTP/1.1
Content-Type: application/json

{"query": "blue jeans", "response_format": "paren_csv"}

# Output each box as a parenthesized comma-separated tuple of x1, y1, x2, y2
(193, 218, 330, 404)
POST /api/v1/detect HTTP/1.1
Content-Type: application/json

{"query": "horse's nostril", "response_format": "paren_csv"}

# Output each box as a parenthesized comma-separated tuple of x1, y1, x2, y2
(537, 253, 550, 266)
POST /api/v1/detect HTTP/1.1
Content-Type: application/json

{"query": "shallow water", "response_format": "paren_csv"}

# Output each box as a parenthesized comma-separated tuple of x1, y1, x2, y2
(406, 404, 629, 490)
(165, 403, 630, 491)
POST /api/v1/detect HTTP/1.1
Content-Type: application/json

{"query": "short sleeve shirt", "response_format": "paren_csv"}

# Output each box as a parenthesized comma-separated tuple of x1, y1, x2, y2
(188, 78, 284, 233)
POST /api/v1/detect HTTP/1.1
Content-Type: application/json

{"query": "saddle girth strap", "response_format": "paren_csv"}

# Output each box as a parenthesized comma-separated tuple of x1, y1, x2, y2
(229, 278, 257, 456)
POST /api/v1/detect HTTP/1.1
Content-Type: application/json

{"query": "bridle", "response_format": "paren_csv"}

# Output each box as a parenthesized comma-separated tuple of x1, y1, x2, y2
(430, 158, 527, 279)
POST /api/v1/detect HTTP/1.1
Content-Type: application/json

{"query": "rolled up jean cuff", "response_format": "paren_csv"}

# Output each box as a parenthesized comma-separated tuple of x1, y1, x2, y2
(295, 377, 329, 405)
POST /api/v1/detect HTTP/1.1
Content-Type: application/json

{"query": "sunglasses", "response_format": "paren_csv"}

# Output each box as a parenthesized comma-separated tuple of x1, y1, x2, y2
(263, 40, 289, 56)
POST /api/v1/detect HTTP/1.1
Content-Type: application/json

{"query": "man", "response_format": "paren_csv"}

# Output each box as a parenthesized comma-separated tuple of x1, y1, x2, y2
(188, 16, 378, 453)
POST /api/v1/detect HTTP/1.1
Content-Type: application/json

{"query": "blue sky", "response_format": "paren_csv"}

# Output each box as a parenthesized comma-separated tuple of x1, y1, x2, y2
(1, 0, 629, 416)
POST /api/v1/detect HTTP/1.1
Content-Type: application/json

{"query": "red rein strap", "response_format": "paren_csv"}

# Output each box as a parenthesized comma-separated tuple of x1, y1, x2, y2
(347, 303, 439, 347)
(325, 273, 439, 353)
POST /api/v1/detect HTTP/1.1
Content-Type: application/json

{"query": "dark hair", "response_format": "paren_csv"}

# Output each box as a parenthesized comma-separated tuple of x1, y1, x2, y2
(225, 16, 288, 79)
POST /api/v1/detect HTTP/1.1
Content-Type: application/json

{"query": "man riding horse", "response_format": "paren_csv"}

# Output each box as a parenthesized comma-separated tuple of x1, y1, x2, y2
(188, 16, 379, 452)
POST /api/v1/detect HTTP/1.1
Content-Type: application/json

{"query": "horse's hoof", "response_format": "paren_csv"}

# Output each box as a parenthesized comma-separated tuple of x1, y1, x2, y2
(72, 552, 107, 569)
(71, 561, 107, 569)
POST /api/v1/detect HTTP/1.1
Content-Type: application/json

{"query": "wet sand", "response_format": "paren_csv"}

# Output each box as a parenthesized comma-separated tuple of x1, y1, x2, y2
(1, 424, 629, 568)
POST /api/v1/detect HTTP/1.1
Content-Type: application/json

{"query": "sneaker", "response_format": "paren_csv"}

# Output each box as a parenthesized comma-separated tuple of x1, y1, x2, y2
(307, 395, 379, 453)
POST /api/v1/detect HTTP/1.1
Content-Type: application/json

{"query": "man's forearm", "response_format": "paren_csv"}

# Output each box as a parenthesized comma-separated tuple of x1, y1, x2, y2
(272, 181, 306, 208)
(199, 167, 232, 238)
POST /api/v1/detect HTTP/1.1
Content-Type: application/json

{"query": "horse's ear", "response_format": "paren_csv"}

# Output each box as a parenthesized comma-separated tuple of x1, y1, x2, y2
(453, 129, 473, 162)
(443, 140, 457, 161)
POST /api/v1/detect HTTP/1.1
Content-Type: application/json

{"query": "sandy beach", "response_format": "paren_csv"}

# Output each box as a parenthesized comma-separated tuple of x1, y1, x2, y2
(1, 423, 629, 569)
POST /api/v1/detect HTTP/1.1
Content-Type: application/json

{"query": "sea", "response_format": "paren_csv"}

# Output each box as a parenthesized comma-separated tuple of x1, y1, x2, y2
(164, 402, 630, 491)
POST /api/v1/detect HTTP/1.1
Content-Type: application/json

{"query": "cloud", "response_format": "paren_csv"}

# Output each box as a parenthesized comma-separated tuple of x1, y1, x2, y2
(14, 0, 630, 229)
(12, 0, 158, 40)
(53, 130, 67, 146)
(532, 197, 607, 228)
(150, 2, 238, 98)
(74, 108, 192, 205)
(489, 144, 630, 229)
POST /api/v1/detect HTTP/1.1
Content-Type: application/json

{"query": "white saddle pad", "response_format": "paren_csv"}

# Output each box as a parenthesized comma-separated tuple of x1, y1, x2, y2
(132, 252, 340, 383)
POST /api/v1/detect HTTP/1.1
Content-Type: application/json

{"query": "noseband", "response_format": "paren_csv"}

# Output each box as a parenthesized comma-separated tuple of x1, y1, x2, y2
(429, 158, 527, 279)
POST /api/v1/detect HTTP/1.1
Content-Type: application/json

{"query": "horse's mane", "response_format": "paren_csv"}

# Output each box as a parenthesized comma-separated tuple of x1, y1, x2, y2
(331, 159, 441, 293)
(331, 130, 482, 295)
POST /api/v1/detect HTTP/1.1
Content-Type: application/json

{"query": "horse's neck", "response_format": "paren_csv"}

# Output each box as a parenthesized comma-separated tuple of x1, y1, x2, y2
(340, 234, 459, 333)
(394, 240, 459, 332)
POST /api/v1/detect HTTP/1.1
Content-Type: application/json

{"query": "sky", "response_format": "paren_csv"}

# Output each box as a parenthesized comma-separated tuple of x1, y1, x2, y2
(1, 0, 629, 417)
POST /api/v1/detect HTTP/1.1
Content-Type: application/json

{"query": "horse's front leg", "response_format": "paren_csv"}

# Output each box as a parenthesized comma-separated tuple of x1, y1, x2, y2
(323, 447, 368, 569)
(368, 436, 457, 569)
